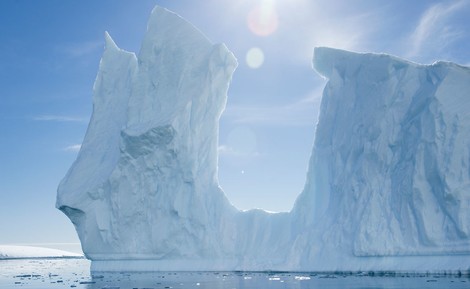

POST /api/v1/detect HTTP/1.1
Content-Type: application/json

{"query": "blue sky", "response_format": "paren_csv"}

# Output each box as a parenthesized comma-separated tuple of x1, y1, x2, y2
(1, 0, 470, 250)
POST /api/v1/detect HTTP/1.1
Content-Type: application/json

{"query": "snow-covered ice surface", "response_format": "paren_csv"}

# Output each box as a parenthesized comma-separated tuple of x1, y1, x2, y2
(0, 246, 82, 259)
(2, 259, 470, 289)
(57, 5, 470, 272)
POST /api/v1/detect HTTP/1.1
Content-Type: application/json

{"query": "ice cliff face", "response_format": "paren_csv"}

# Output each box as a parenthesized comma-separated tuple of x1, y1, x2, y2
(57, 6, 239, 260)
(58, 6, 470, 272)
(291, 47, 470, 271)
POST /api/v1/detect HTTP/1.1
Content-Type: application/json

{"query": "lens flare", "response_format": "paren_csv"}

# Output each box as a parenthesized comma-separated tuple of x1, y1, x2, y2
(246, 47, 265, 69)
(247, 2, 279, 37)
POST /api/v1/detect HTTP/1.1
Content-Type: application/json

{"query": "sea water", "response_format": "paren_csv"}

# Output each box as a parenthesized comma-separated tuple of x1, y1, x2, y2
(1, 258, 469, 289)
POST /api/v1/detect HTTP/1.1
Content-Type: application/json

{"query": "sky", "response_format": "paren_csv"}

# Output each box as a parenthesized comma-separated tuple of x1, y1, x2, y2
(1, 0, 470, 251)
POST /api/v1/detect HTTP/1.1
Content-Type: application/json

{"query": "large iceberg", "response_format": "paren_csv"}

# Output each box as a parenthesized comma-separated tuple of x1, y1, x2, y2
(57, 6, 470, 273)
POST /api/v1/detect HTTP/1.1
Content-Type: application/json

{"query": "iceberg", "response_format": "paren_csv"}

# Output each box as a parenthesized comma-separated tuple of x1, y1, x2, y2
(57, 6, 470, 273)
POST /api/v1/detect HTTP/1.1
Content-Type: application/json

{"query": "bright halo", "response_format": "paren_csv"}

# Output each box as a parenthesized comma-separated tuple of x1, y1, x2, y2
(247, 1, 279, 37)
(246, 47, 265, 69)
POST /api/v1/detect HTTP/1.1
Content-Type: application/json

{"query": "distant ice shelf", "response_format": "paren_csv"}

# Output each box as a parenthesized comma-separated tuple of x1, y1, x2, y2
(57, 5, 470, 273)
(0, 245, 82, 260)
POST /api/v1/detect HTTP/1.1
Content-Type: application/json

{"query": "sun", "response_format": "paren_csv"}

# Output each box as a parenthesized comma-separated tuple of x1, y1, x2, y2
(247, 0, 279, 37)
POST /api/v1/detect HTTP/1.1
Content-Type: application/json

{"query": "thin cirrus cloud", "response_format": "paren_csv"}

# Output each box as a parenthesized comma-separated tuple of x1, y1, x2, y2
(406, 0, 469, 60)
(218, 145, 262, 158)
(58, 40, 103, 58)
(275, 0, 380, 64)
(222, 87, 323, 127)
(33, 115, 88, 123)
(64, 144, 81, 152)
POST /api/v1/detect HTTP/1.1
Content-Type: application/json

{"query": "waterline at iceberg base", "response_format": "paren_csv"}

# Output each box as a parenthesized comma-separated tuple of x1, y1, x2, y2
(57, 6, 470, 273)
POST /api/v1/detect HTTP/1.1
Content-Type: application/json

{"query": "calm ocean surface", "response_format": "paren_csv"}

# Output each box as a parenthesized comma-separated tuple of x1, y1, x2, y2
(1, 258, 469, 289)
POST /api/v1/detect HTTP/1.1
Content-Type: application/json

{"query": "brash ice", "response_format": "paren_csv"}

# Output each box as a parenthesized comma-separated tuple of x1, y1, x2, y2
(57, 6, 470, 272)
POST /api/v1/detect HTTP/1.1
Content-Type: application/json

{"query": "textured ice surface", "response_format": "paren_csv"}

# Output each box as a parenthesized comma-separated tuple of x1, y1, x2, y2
(290, 47, 470, 272)
(57, 6, 470, 272)
(57, 6, 239, 262)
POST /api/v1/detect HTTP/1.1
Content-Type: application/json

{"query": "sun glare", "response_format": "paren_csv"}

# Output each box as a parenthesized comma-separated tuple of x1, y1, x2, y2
(247, 0, 279, 36)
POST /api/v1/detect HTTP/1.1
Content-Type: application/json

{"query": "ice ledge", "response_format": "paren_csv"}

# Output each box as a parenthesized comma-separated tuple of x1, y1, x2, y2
(312, 47, 416, 79)
(312, 47, 470, 80)
(90, 256, 470, 273)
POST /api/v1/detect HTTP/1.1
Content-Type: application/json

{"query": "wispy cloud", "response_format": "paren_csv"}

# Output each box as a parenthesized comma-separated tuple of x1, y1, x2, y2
(275, 0, 382, 64)
(218, 145, 262, 158)
(407, 1, 469, 60)
(64, 144, 81, 152)
(58, 40, 103, 58)
(217, 145, 261, 157)
(222, 87, 323, 126)
(33, 115, 88, 123)
(218, 145, 236, 155)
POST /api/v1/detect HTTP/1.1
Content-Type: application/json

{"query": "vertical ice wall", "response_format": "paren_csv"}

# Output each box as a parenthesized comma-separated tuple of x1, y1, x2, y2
(57, 33, 137, 254)
(57, 6, 239, 261)
(290, 47, 470, 271)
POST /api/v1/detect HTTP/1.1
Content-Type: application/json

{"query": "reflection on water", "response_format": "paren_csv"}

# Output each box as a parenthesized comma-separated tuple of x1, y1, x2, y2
(1, 259, 470, 289)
